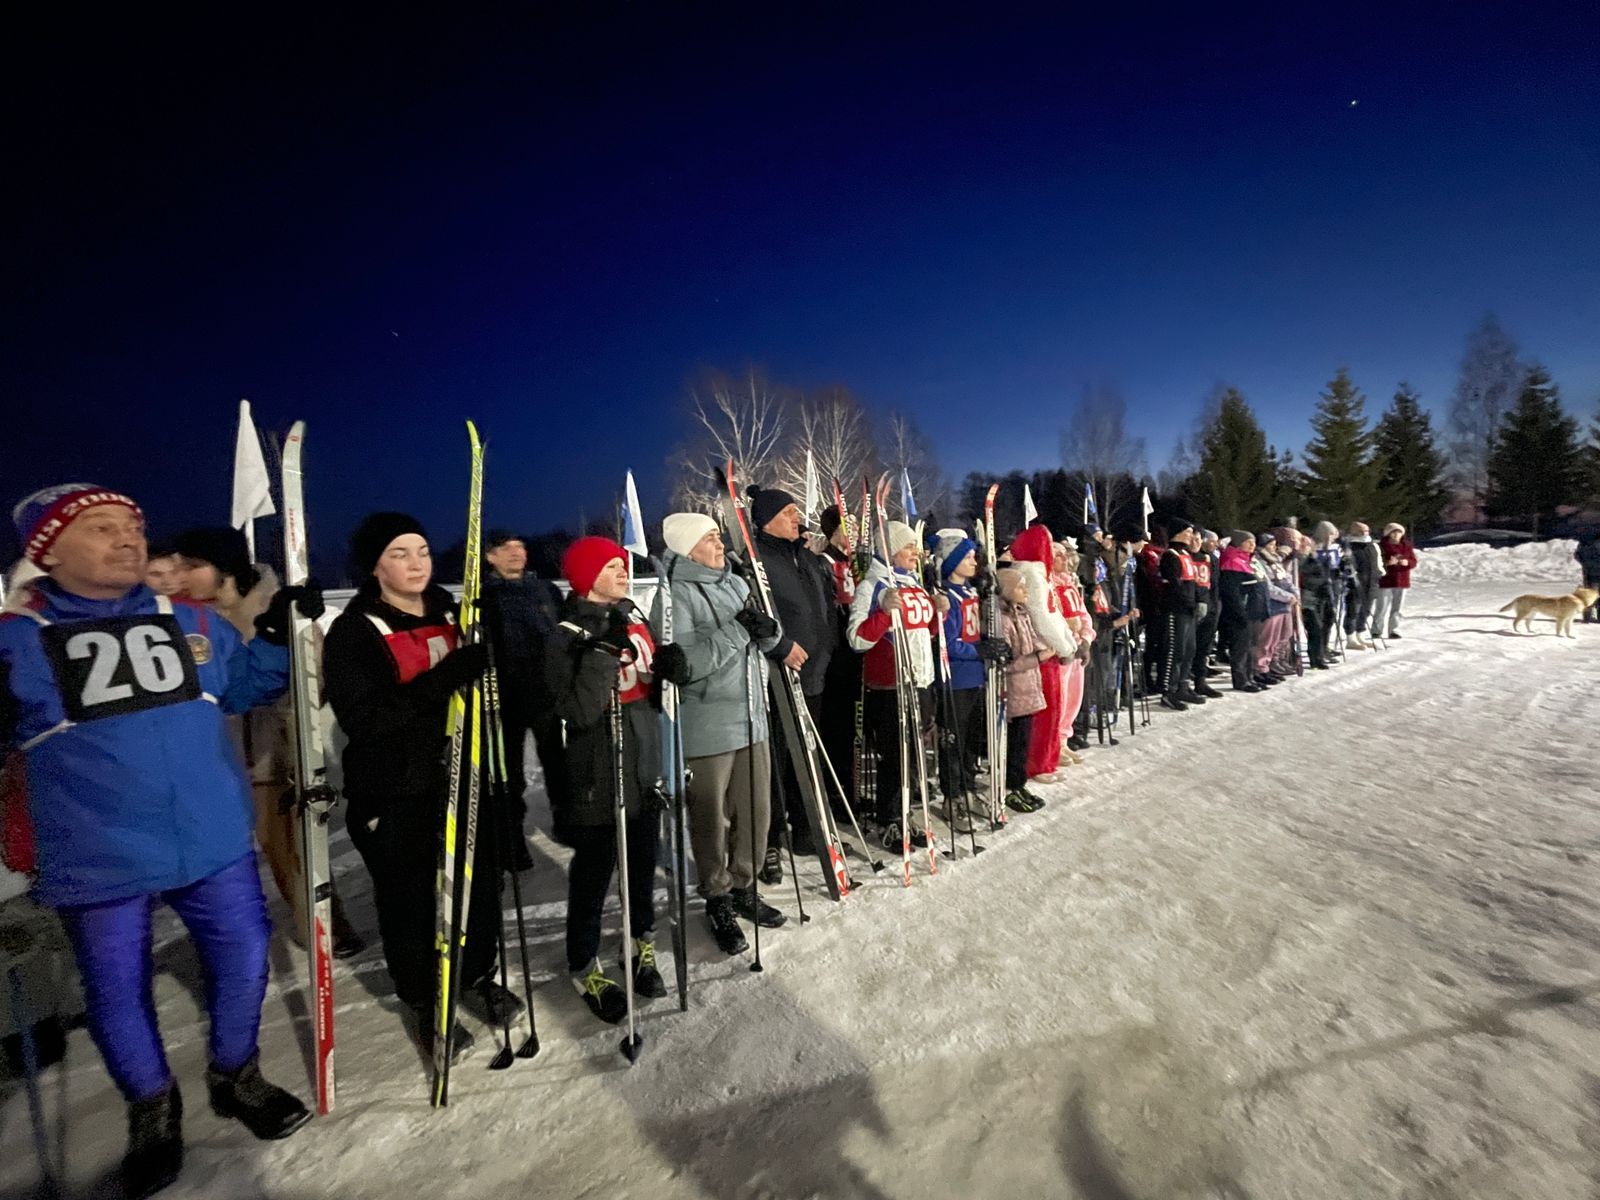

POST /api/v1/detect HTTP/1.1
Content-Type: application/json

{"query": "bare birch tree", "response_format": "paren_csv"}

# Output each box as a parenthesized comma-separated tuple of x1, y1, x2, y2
(669, 366, 795, 513)
(775, 385, 882, 516)
(883, 409, 949, 521)
(1059, 381, 1148, 519)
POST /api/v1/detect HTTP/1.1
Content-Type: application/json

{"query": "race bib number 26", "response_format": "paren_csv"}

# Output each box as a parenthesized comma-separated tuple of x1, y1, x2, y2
(41, 614, 202, 722)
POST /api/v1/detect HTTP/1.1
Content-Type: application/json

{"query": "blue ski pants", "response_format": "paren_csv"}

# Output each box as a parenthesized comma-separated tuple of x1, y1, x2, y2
(59, 851, 270, 1101)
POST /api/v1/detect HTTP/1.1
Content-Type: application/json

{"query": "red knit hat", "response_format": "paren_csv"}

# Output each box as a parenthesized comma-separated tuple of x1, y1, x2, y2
(562, 536, 627, 597)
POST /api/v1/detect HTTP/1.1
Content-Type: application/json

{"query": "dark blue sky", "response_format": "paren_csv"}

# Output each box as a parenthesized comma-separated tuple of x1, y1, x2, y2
(7, 5, 1598, 563)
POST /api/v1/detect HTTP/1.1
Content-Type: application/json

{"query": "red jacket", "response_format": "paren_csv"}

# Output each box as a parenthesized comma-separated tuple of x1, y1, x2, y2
(1379, 537, 1417, 589)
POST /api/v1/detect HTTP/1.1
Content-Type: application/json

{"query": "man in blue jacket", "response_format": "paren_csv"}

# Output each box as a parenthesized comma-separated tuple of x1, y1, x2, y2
(0, 484, 313, 1199)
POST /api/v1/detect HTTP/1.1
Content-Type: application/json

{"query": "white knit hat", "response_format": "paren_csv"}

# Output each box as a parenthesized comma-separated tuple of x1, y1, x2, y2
(663, 512, 719, 558)
(886, 521, 918, 557)
(1383, 522, 1406, 537)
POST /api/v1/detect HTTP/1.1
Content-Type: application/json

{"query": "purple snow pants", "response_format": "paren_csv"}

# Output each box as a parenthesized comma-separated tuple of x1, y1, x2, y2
(58, 851, 271, 1101)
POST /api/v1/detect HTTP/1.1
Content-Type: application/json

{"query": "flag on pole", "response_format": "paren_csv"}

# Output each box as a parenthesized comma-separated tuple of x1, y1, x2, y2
(804, 449, 820, 524)
(1083, 481, 1100, 529)
(621, 470, 648, 559)
(231, 399, 275, 559)
(899, 468, 917, 520)
(1022, 484, 1038, 526)
(1140, 486, 1154, 538)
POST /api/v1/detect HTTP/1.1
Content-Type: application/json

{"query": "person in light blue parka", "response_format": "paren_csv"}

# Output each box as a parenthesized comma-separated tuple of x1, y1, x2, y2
(651, 512, 787, 954)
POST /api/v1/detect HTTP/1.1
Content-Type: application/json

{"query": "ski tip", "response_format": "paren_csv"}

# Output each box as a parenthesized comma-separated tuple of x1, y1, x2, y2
(619, 1033, 644, 1063)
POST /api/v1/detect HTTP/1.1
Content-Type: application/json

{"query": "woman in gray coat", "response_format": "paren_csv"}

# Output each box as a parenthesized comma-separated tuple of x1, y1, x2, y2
(653, 513, 787, 955)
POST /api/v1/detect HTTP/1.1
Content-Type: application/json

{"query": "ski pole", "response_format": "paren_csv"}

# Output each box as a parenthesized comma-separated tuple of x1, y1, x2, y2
(6, 965, 58, 1199)
(795, 701, 885, 874)
(482, 642, 539, 1060)
(743, 646, 764, 973)
(610, 684, 643, 1062)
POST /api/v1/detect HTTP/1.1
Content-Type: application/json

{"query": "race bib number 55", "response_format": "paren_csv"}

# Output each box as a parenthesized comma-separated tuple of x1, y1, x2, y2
(41, 615, 202, 722)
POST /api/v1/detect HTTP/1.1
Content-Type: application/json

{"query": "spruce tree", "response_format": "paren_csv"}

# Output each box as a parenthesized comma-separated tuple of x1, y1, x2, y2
(1302, 368, 1381, 525)
(1191, 388, 1284, 531)
(1373, 383, 1451, 537)
(1485, 365, 1584, 527)
(1586, 402, 1600, 506)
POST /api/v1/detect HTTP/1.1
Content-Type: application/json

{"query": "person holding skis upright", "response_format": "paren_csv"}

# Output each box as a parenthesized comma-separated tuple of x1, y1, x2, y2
(747, 486, 835, 880)
(545, 537, 667, 1022)
(1300, 524, 1338, 668)
(323, 513, 514, 1059)
(1008, 524, 1076, 780)
(652, 512, 787, 955)
(1055, 540, 1094, 761)
(932, 528, 1007, 801)
(816, 504, 863, 815)
(848, 519, 937, 848)
(1, 484, 313, 1199)
(173, 526, 362, 959)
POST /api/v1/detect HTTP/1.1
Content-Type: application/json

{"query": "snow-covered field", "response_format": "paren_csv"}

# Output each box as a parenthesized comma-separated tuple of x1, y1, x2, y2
(4, 540, 1598, 1200)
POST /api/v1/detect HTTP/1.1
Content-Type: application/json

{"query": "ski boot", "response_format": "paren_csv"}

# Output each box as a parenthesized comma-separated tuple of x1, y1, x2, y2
(628, 937, 668, 998)
(758, 846, 783, 885)
(730, 886, 787, 928)
(705, 894, 749, 956)
(572, 960, 629, 1024)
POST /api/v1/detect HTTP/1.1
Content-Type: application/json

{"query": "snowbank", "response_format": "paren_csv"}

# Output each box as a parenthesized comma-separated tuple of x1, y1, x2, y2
(1416, 538, 1579, 584)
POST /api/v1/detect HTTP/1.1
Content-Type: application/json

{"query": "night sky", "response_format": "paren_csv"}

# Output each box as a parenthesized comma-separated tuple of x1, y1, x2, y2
(7, 5, 1598, 566)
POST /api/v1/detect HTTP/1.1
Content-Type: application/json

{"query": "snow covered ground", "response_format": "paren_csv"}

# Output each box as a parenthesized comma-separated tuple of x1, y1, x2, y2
(4, 542, 1599, 1199)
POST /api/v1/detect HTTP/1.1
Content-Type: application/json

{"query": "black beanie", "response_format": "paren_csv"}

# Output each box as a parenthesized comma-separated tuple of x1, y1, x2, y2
(1112, 524, 1145, 544)
(1166, 518, 1194, 538)
(351, 512, 428, 577)
(749, 485, 798, 530)
(819, 506, 843, 539)
(173, 526, 257, 592)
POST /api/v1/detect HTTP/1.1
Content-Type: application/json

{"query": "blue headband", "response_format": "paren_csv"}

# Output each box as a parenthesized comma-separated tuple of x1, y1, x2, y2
(941, 537, 977, 580)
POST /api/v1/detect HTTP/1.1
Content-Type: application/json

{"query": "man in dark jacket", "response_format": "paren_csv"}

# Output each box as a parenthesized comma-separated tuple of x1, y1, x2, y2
(1189, 529, 1224, 699)
(747, 485, 835, 872)
(1297, 532, 1336, 667)
(482, 530, 565, 872)
(1342, 521, 1383, 647)
(1159, 520, 1203, 710)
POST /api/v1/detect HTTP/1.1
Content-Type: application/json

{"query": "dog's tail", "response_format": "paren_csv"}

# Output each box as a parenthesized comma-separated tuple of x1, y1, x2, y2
(1498, 600, 1518, 613)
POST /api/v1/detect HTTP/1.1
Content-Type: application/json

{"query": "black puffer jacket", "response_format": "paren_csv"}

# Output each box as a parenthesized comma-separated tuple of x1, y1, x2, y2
(323, 583, 465, 822)
(544, 593, 660, 838)
(482, 571, 561, 715)
(753, 529, 837, 696)
(1298, 548, 1336, 604)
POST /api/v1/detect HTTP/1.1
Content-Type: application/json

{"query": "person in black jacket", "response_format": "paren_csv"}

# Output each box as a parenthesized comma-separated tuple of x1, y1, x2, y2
(1217, 532, 1267, 692)
(1296, 530, 1336, 667)
(816, 505, 863, 819)
(323, 512, 510, 1061)
(747, 486, 836, 876)
(1189, 529, 1224, 699)
(1159, 521, 1203, 710)
(1342, 521, 1383, 648)
(482, 530, 565, 872)
(545, 537, 669, 1024)
(1575, 533, 1600, 622)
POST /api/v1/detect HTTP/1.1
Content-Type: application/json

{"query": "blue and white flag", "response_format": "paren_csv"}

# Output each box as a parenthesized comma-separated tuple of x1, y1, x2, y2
(621, 469, 648, 559)
(899, 467, 918, 520)
(1083, 481, 1100, 529)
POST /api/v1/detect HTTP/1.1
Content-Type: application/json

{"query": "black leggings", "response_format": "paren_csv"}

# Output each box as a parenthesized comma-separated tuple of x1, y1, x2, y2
(864, 686, 931, 826)
(563, 815, 659, 973)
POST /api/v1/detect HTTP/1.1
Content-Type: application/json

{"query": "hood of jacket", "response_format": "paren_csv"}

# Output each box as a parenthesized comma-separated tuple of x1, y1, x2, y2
(1218, 545, 1253, 573)
(1009, 524, 1054, 568)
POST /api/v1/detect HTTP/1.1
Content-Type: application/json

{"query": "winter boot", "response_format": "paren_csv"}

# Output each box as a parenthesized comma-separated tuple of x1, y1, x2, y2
(705, 894, 749, 956)
(876, 820, 905, 853)
(730, 886, 788, 928)
(1004, 789, 1038, 814)
(758, 846, 783, 885)
(122, 1083, 183, 1200)
(572, 960, 629, 1024)
(1159, 695, 1188, 711)
(628, 936, 668, 998)
(1195, 683, 1223, 699)
(330, 900, 365, 960)
(1176, 687, 1206, 705)
(206, 1054, 311, 1141)
(467, 976, 525, 1027)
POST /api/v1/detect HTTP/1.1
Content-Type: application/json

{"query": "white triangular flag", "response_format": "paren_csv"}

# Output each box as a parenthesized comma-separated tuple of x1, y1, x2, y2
(1022, 483, 1038, 526)
(804, 449, 820, 524)
(1140, 486, 1154, 538)
(231, 399, 275, 558)
(621, 469, 648, 558)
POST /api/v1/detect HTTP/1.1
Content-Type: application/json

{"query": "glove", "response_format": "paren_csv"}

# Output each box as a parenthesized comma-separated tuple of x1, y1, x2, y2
(254, 582, 326, 645)
(592, 606, 635, 659)
(423, 642, 489, 695)
(734, 607, 779, 641)
(975, 637, 1013, 665)
(653, 642, 692, 685)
